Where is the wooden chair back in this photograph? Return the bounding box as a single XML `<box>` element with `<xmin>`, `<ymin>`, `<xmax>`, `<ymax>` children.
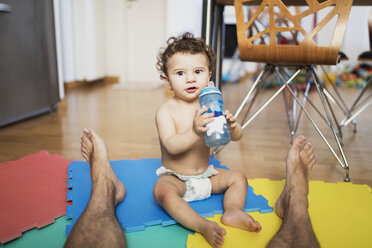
<box><xmin>234</xmin><ymin>0</ymin><xmax>353</xmax><ymax>65</ymax></box>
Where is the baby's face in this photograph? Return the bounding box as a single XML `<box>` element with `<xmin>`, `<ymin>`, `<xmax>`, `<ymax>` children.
<box><xmin>165</xmin><ymin>52</ymin><xmax>211</xmax><ymax>102</ymax></box>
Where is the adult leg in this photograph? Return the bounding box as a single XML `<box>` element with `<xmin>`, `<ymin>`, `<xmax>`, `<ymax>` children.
<box><xmin>210</xmin><ymin>170</ymin><xmax>261</xmax><ymax>232</ymax></box>
<box><xmin>64</xmin><ymin>128</ymin><xmax>126</xmax><ymax>248</ymax></box>
<box><xmin>153</xmin><ymin>175</ymin><xmax>226</xmax><ymax>248</ymax></box>
<box><xmin>267</xmin><ymin>136</ymin><xmax>320</xmax><ymax>248</ymax></box>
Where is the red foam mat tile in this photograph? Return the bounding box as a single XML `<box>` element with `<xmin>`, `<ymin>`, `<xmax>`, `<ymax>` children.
<box><xmin>0</xmin><ymin>151</ymin><xmax>73</xmax><ymax>244</ymax></box>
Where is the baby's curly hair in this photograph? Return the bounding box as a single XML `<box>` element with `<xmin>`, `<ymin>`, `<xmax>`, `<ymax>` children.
<box><xmin>156</xmin><ymin>32</ymin><xmax>216</xmax><ymax>79</ymax></box>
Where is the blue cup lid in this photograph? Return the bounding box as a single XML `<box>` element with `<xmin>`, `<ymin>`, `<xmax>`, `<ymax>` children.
<box><xmin>199</xmin><ymin>81</ymin><xmax>221</xmax><ymax>98</ymax></box>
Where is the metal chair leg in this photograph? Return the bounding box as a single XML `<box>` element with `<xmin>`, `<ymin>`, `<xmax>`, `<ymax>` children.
<box><xmin>281</xmin><ymin>81</ymin><xmax>295</xmax><ymax>143</ymax></box>
<box><xmin>240</xmin><ymin>79</ymin><xmax>265</xmax><ymax>127</ymax></box>
<box><xmin>241</xmin><ymin>69</ymin><xmax>302</xmax><ymax>130</ymax></box>
<box><xmin>213</xmin><ymin>64</ymin><xmax>271</xmax><ymax>156</ymax></box>
<box><xmin>214</xmin><ymin>65</ymin><xmax>353</xmax><ymax>182</ymax></box>
<box><xmin>310</xmin><ymin>66</ymin><xmax>350</xmax><ymax>181</ymax></box>
<box><xmin>279</xmin><ymin>71</ymin><xmax>312</xmax><ymax>144</ymax></box>
<box><xmin>320</xmin><ymin>65</ymin><xmax>349</xmax><ymax>114</ymax></box>
<box><xmin>234</xmin><ymin>64</ymin><xmax>270</xmax><ymax>119</ymax></box>
<box><xmin>293</xmin><ymin>79</ymin><xmax>312</xmax><ymax>137</ymax></box>
<box><xmin>281</xmin><ymin>67</ymin><xmax>344</xmax><ymax>142</ymax></box>
<box><xmin>340</xmin><ymin>77</ymin><xmax>372</xmax><ymax>127</ymax></box>
<box><xmin>213</xmin><ymin>66</ymin><xmax>301</xmax><ymax>156</ymax></box>
<box><xmin>275</xmin><ymin>66</ymin><xmax>350</xmax><ymax>181</ymax></box>
<box><xmin>320</xmin><ymin>65</ymin><xmax>371</xmax><ymax>133</ymax></box>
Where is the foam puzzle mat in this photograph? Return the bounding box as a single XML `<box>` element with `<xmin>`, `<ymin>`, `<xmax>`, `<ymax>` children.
<box><xmin>0</xmin><ymin>215</ymin><xmax>193</xmax><ymax>248</ymax></box>
<box><xmin>66</xmin><ymin>157</ymin><xmax>273</xmax><ymax>234</ymax></box>
<box><xmin>187</xmin><ymin>179</ymin><xmax>372</xmax><ymax>248</ymax></box>
<box><xmin>0</xmin><ymin>216</ymin><xmax>68</xmax><ymax>248</ymax></box>
<box><xmin>0</xmin><ymin>151</ymin><xmax>72</xmax><ymax>244</ymax></box>
<box><xmin>2</xmin><ymin>176</ymin><xmax>371</xmax><ymax>248</ymax></box>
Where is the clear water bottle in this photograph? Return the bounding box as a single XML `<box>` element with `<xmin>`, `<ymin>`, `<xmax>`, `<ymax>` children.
<box><xmin>199</xmin><ymin>81</ymin><xmax>230</xmax><ymax>147</ymax></box>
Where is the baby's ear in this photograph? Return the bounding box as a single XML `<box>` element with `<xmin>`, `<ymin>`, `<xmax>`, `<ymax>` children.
<box><xmin>162</xmin><ymin>75</ymin><xmax>172</xmax><ymax>90</ymax></box>
<box><xmin>208</xmin><ymin>71</ymin><xmax>212</xmax><ymax>81</ymax></box>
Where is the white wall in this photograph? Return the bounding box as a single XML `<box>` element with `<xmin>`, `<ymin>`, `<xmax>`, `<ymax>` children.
<box><xmin>165</xmin><ymin>0</ymin><xmax>203</xmax><ymax>38</ymax></box>
<box><xmin>123</xmin><ymin>0</ymin><xmax>166</xmax><ymax>86</ymax></box>
<box><xmin>342</xmin><ymin>7</ymin><xmax>371</xmax><ymax>66</ymax></box>
<box><xmin>117</xmin><ymin>0</ymin><xmax>204</xmax><ymax>87</ymax></box>
<box><xmin>56</xmin><ymin>0</ymin><xmax>128</xmax><ymax>86</ymax></box>
<box><xmin>55</xmin><ymin>0</ymin><xmax>206</xmax><ymax>90</ymax></box>
<box><xmin>103</xmin><ymin>0</ymin><xmax>126</xmax><ymax>83</ymax></box>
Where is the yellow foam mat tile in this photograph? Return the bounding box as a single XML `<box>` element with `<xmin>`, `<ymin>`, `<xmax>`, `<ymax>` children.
<box><xmin>187</xmin><ymin>179</ymin><xmax>372</xmax><ymax>248</ymax></box>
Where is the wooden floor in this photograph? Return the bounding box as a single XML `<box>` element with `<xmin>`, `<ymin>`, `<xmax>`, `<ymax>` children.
<box><xmin>0</xmin><ymin>79</ymin><xmax>371</xmax><ymax>187</ymax></box>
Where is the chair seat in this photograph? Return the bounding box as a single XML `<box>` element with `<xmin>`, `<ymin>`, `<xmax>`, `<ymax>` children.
<box><xmin>339</xmin><ymin>51</ymin><xmax>349</xmax><ymax>61</ymax></box>
<box><xmin>235</xmin><ymin>0</ymin><xmax>353</xmax><ymax>66</ymax></box>
<box><xmin>358</xmin><ymin>51</ymin><xmax>372</xmax><ymax>61</ymax></box>
<box><xmin>238</xmin><ymin>43</ymin><xmax>341</xmax><ymax>65</ymax></box>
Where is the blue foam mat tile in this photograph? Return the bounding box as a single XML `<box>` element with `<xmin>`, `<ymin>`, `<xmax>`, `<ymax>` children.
<box><xmin>67</xmin><ymin>190</ymin><xmax>72</xmax><ymax>201</ymax></box>
<box><xmin>66</xmin><ymin>157</ymin><xmax>272</xmax><ymax>235</ymax></box>
<box><xmin>66</xmin><ymin>205</ymin><xmax>72</xmax><ymax>219</ymax></box>
<box><xmin>67</xmin><ymin>179</ymin><xmax>73</xmax><ymax>189</ymax></box>
<box><xmin>65</xmin><ymin>225</ymin><xmax>72</xmax><ymax>236</ymax></box>
<box><xmin>68</xmin><ymin>168</ymin><xmax>72</xmax><ymax>179</ymax></box>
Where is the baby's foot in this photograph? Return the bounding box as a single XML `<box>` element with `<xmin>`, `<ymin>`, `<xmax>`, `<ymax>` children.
<box><xmin>221</xmin><ymin>209</ymin><xmax>261</xmax><ymax>232</ymax></box>
<box><xmin>275</xmin><ymin>136</ymin><xmax>316</xmax><ymax>218</ymax></box>
<box><xmin>81</xmin><ymin>128</ymin><xmax>126</xmax><ymax>206</ymax></box>
<box><xmin>200</xmin><ymin>220</ymin><xmax>226</xmax><ymax>248</ymax></box>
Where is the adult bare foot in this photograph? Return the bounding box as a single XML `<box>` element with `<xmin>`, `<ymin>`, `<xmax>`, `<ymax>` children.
<box><xmin>81</xmin><ymin>128</ymin><xmax>126</xmax><ymax>206</ymax></box>
<box><xmin>221</xmin><ymin>209</ymin><xmax>261</xmax><ymax>232</ymax></box>
<box><xmin>275</xmin><ymin>135</ymin><xmax>316</xmax><ymax>218</ymax></box>
<box><xmin>199</xmin><ymin>220</ymin><xmax>226</xmax><ymax>248</ymax></box>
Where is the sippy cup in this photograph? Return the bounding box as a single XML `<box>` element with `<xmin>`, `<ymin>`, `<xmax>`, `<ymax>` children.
<box><xmin>199</xmin><ymin>81</ymin><xmax>230</xmax><ymax>147</ymax></box>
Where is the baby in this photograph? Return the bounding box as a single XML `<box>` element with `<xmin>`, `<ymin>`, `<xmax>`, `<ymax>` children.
<box><xmin>153</xmin><ymin>32</ymin><xmax>261</xmax><ymax>248</ymax></box>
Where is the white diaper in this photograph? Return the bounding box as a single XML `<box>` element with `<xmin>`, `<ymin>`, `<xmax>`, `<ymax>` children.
<box><xmin>156</xmin><ymin>165</ymin><xmax>219</xmax><ymax>202</ymax></box>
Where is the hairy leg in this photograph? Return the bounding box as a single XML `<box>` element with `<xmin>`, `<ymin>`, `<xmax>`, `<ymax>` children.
<box><xmin>153</xmin><ymin>175</ymin><xmax>226</xmax><ymax>248</ymax></box>
<box><xmin>211</xmin><ymin>169</ymin><xmax>261</xmax><ymax>232</ymax></box>
<box><xmin>64</xmin><ymin>128</ymin><xmax>126</xmax><ymax>248</ymax></box>
<box><xmin>267</xmin><ymin>135</ymin><xmax>319</xmax><ymax>248</ymax></box>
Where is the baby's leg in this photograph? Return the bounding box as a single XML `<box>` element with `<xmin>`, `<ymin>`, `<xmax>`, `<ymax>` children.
<box><xmin>210</xmin><ymin>169</ymin><xmax>261</xmax><ymax>232</ymax></box>
<box><xmin>153</xmin><ymin>175</ymin><xmax>226</xmax><ymax>248</ymax></box>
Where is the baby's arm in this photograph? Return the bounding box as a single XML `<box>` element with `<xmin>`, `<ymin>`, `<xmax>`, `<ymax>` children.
<box><xmin>225</xmin><ymin>109</ymin><xmax>243</xmax><ymax>141</ymax></box>
<box><xmin>155</xmin><ymin>106</ymin><xmax>214</xmax><ymax>155</ymax></box>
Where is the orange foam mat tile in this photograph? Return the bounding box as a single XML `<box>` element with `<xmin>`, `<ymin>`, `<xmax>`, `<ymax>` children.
<box><xmin>0</xmin><ymin>151</ymin><xmax>73</xmax><ymax>244</ymax></box>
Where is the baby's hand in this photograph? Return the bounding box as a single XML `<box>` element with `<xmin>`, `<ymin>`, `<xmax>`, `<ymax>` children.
<box><xmin>193</xmin><ymin>107</ymin><xmax>214</xmax><ymax>136</ymax></box>
<box><xmin>225</xmin><ymin>109</ymin><xmax>237</xmax><ymax>131</ymax></box>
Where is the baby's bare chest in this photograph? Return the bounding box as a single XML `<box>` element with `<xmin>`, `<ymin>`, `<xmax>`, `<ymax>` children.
<box><xmin>174</xmin><ymin>115</ymin><xmax>193</xmax><ymax>133</ymax></box>
<box><xmin>171</xmin><ymin>108</ymin><xmax>197</xmax><ymax>132</ymax></box>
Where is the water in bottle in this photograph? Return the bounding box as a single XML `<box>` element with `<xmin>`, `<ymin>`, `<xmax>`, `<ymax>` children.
<box><xmin>199</xmin><ymin>81</ymin><xmax>230</xmax><ymax>147</ymax></box>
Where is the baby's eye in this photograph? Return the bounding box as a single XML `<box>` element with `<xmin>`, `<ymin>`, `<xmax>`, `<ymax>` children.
<box><xmin>195</xmin><ymin>69</ymin><xmax>202</xmax><ymax>74</ymax></box>
<box><xmin>176</xmin><ymin>71</ymin><xmax>184</xmax><ymax>76</ymax></box>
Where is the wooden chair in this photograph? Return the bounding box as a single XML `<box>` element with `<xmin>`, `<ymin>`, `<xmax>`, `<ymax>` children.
<box><xmin>232</xmin><ymin>0</ymin><xmax>353</xmax><ymax>181</ymax></box>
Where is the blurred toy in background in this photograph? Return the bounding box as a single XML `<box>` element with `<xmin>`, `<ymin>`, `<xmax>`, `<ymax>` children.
<box><xmin>252</xmin><ymin>68</ymin><xmax>312</xmax><ymax>91</ymax></box>
<box><xmin>335</xmin><ymin>64</ymin><xmax>372</xmax><ymax>88</ymax></box>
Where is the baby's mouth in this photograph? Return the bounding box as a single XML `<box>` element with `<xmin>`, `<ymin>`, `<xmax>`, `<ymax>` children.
<box><xmin>186</xmin><ymin>86</ymin><xmax>197</xmax><ymax>93</ymax></box>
